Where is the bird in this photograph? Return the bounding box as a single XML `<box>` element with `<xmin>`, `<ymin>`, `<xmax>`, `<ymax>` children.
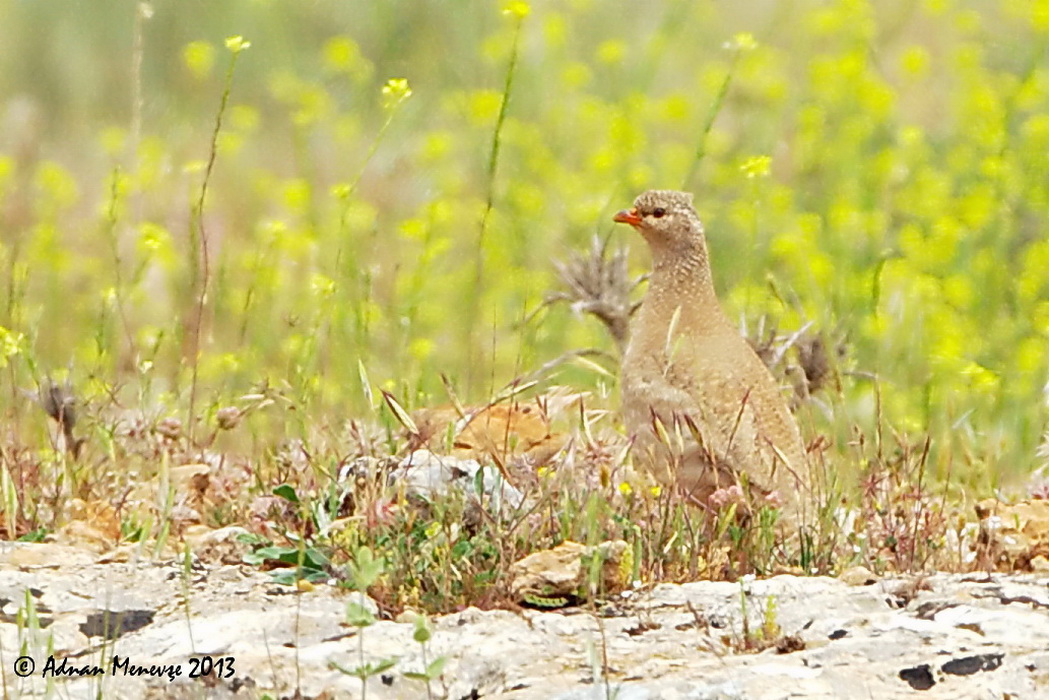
<box><xmin>614</xmin><ymin>190</ymin><xmax>811</xmax><ymax>523</ymax></box>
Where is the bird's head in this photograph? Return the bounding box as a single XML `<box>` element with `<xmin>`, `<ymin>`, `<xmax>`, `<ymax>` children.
<box><xmin>613</xmin><ymin>190</ymin><xmax>704</xmax><ymax>255</ymax></box>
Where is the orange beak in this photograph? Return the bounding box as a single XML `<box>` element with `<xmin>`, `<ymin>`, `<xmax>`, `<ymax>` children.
<box><xmin>613</xmin><ymin>207</ymin><xmax>642</xmax><ymax>227</ymax></box>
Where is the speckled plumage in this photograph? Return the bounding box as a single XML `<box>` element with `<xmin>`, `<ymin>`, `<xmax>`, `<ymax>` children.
<box><xmin>616</xmin><ymin>190</ymin><xmax>810</xmax><ymax>520</ymax></box>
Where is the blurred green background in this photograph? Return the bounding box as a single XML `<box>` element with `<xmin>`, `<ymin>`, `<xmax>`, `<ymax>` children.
<box><xmin>1</xmin><ymin>0</ymin><xmax>1047</xmax><ymax>489</ymax></box>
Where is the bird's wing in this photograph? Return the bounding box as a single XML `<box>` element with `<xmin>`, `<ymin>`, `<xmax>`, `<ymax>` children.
<box><xmin>688</xmin><ymin>334</ymin><xmax>805</xmax><ymax>468</ymax></box>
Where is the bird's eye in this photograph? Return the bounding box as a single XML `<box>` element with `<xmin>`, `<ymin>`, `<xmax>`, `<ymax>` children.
<box><xmin>652</xmin><ymin>207</ymin><xmax>666</xmax><ymax>218</ymax></box>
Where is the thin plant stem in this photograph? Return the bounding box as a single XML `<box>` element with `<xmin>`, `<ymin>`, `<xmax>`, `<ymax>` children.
<box><xmin>130</xmin><ymin>2</ymin><xmax>150</xmax><ymax>226</ymax></box>
<box><xmin>468</xmin><ymin>11</ymin><xmax>525</xmax><ymax>387</ymax></box>
<box><xmin>681</xmin><ymin>46</ymin><xmax>744</xmax><ymax>191</ymax></box>
<box><xmin>333</xmin><ymin>81</ymin><xmax>411</xmax><ymax>380</ymax></box>
<box><xmin>187</xmin><ymin>45</ymin><xmax>243</xmax><ymax>442</ymax></box>
<box><xmin>103</xmin><ymin>169</ymin><xmax>137</xmax><ymax>360</ymax></box>
<box><xmin>337</xmin><ymin>110</ymin><xmax>401</xmax><ymax>237</ymax></box>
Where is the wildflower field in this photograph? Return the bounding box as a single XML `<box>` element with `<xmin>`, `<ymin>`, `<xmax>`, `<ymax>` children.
<box><xmin>1</xmin><ymin>0</ymin><xmax>1047</xmax><ymax>611</ymax></box>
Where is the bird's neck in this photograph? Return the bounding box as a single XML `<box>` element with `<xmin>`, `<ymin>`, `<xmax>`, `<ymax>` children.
<box><xmin>621</xmin><ymin>239</ymin><xmax>730</xmax><ymax>367</ymax></box>
<box><xmin>630</xmin><ymin>242</ymin><xmax>729</xmax><ymax>355</ymax></box>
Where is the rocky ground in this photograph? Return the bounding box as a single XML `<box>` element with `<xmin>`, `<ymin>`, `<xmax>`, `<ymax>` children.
<box><xmin>1</xmin><ymin>537</ymin><xmax>1047</xmax><ymax>699</ymax></box>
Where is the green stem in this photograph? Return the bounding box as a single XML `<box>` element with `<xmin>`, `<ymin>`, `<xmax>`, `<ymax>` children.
<box><xmin>187</xmin><ymin>49</ymin><xmax>241</xmax><ymax>442</ymax></box>
<box><xmin>468</xmin><ymin>13</ymin><xmax>525</xmax><ymax>387</ymax></box>
<box><xmin>103</xmin><ymin>168</ymin><xmax>137</xmax><ymax>360</ymax></box>
<box><xmin>682</xmin><ymin>47</ymin><xmax>743</xmax><ymax>190</ymax></box>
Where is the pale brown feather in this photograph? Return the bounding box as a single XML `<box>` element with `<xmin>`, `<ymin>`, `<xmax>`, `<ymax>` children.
<box><xmin>618</xmin><ymin>190</ymin><xmax>811</xmax><ymax>520</ymax></box>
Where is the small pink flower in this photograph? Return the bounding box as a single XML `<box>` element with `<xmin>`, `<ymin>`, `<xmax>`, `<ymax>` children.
<box><xmin>1029</xmin><ymin>478</ymin><xmax>1049</xmax><ymax>500</ymax></box>
<box><xmin>709</xmin><ymin>485</ymin><xmax>745</xmax><ymax>509</ymax></box>
<box><xmin>764</xmin><ymin>490</ymin><xmax>785</xmax><ymax>509</ymax></box>
<box><xmin>365</xmin><ymin>497</ymin><xmax>399</xmax><ymax>529</ymax></box>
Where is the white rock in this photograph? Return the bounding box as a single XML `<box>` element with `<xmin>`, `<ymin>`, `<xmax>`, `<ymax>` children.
<box><xmin>390</xmin><ymin>449</ymin><xmax>524</xmax><ymax>509</ymax></box>
<box><xmin>0</xmin><ymin>565</ymin><xmax>1045</xmax><ymax>699</ymax></box>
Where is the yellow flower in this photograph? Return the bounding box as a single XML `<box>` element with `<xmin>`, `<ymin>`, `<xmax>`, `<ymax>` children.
<box><xmin>382</xmin><ymin>78</ymin><xmax>413</xmax><ymax>109</ymax></box>
<box><xmin>960</xmin><ymin>361</ymin><xmax>999</xmax><ymax>392</ymax></box>
<box><xmin>182</xmin><ymin>41</ymin><xmax>215</xmax><ymax>79</ymax></box>
<box><xmin>323</xmin><ymin>36</ymin><xmax>360</xmax><ymax>72</ymax></box>
<box><xmin>310</xmin><ymin>274</ymin><xmax>336</xmax><ymax>298</ymax></box>
<box><xmin>1035</xmin><ymin>0</ymin><xmax>1049</xmax><ymax>32</ymax></box>
<box><xmin>224</xmin><ymin>35</ymin><xmax>251</xmax><ymax>53</ymax></box>
<box><xmin>740</xmin><ymin>155</ymin><xmax>772</xmax><ymax>179</ymax></box>
<box><xmin>900</xmin><ymin>46</ymin><xmax>929</xmax><ymax>78</ymax></box>
<box><xmin>618</xmin><ymin>481</ymin><xmax>634</xmax><ymax>497</ymax></box>
<box><xmin>597</xmin><ymin>40</ymin><xmax>625</xmax><ymax>64</ymax></box>
<box><xmin>138</xmin><ymin>222</ymin><xmax>169</xmax><ymax>252</ymax></box>
<box><xmin>0</xmin><ymin>327</ymin><xmax>24</xmax><ymax>366</ymax></box>
<box><xmin>728</xmin><ymin>32</ymin><xmax>758</xmax><ymax>51</ymax></box>
<box><xmin>409</xmin><ymin>338</ymin><xmax>435</xmax><ymax>361</ymax></box>
<box><xmin>504</xmin><ymin>1</ymin><xmax>530</xmax><ymax>19</ymax></box>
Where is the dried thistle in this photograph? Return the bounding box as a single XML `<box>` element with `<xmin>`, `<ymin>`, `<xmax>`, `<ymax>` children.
<box><xmin>34</xmin><ymin>378</ymin><xmax>83</xmax><ymax>459</ymax></box>
<box><xmin>796</xmin><ymin>333</ymin><xmax>838</xmax><ymax>395</ymax></box>
<box><xmin>216</xmin><ymin>406</ymin><xmax>243</xmax><ymax>431</ymax></box>
<box><xmin>39</xmin><ymin>380</ymin><xmax>76</xmax><ymax>431</ymax></box>
<box><xmin>742</xmin><ymin>317</ymin><xmax>847</xmax><ymax>403</ymax></box>
<box><xmin>543</xmin><ymin>235</ymin><xmax>645</xmax><ymax>354</ymax></box>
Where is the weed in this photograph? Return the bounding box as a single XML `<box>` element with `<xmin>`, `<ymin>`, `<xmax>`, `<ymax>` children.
<box><xmin>402</xmin><ymin>613</ymin><xmax>448</xmax><ymax>700</ymax></box>
<box><xmin>0</xmin><ymin>0</ymin><xmax>1040</xmax><ymax>628</ymax></box>
<box><xmin>331</xmin><ymin>545</ymin><xmax>397</xmax><ymax>699</ymax></box>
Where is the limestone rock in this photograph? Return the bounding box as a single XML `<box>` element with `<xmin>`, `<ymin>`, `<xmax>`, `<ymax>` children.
<box><xmin>510</xmin><ymin>540</ymin><xmax>629</xmax><ymax>603</ymax></box>
<box><xmin>390</xmin><ymin>449</ymin><xmax>523</xmax><ymax>509</ymax></box>
<box><xmin>1</xmin><ymin>561</ymin><xmax>1046</xmax><ymax>699</ymax></box>
<box><xmin>976</xmin><ymin>498</ymin><xmax>1049</xmax><ymax>571</ymax></box>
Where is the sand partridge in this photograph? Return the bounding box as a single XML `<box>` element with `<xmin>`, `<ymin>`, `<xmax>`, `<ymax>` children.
<box><xmin>615</xmin><ymin>190</ymin><xmax>811</xmax><ymax>521</ymax></box>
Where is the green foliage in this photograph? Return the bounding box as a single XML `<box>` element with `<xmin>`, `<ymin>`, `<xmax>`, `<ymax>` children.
<box><xmin>335</xmin><ymin>544</ymin><xmax>397</xmax><ymax>699</ymax></box>
<box><xmin>403</xmin><ymin>613</ymin><xmax>447</xmax><ymax>699</ymax></box>
<box><xmin>242</xmin><ymin>544</ymin><xmax>330</xmax><ymax>584</ymax></box>
<box><xmin>240</xmin><ymin>484</ymin><xmax>341</xmax><ymax>584</ymax></box>
<box><xmin>330</xmin><ymin>654</ymin><xmax>397</xmax><ymax>685</ymax></box>
<box><xmin>0</xmin><ymin>0</ymin><xmax>1043</xmax><ymax>485</ymax></box>
<box><xmin>0</xmin><ymin>0</ymin><xmax>1046</xmax><ymax>612</ymax></box>
<box><xmin>348</xmin><ymin>545</ymin><xmax>386</xmax><ymax>591</ymax></box>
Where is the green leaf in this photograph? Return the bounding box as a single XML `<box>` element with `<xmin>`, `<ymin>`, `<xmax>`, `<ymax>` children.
<box><xmin>330</xmin><ymin>657</ymin><xmax>397</xmax><ymax>678</ymax></box>
<box><xmin>402</xmin><ymin>655</ymin><xmax>447</xmax><ymax>681</ymax></box>
<box><xmin>357</xmin><ymin>359</ymin><xmax>374</xmax><ymax>407</ymax></box>
<box><xmin>235</xmin><ymin>531</ymin><xmax>270</xmax><ymax>547</ymax></box>
<box><xmin>426</xmin><ymin>655</ymin><xmax>447</xmax><ymax>678</ymax></box>
<box><xmin>242</xmin><ymin>545</ymin><xmax>286</xmax><ymax>565</ymax></box>
<box><xmin>269</xmin><ymin>569</ymin><xmax>300</xmax><ymax>586</ymax></box>
<box><xmin>372</xmin><ymin>658</ymin><xmax>398</xmax><ymax>674</ymax></box>
<box><xmin>17</xmin><ymin>528</ymin><xmax>48</xmax><ymax>543</ymax></box>
<box><xmin>346</xmin><ymin>601</ymin><xmax>375</xmax><ymax>627</ymax></box>
<box><xmin>382</xmin><ymin>390</ymin><xmax>419</xmax><ymax>434</ymax></box>
<box><xmin>293</xmin><ymin>546</ymin><xmax>330</xmax><ymax>570</ymax></box>
<box><xmin>412</xmin><ymin>613</ymin><xmax>431</xmax><ymax>643</ymax></box>
<box><xmin>349</xmin><ymin>546</ymin><xmax>385</xmax><ymax>589</ymax></box>
<box><xmin>244</xmin><ymin>543</ymin><xmax>330</xmax><ymax>584</ymax></box>
<box><xmin>273</xmin><ymin>483</ymin><xmax>300</xmax><ymax>503</ymax></box>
